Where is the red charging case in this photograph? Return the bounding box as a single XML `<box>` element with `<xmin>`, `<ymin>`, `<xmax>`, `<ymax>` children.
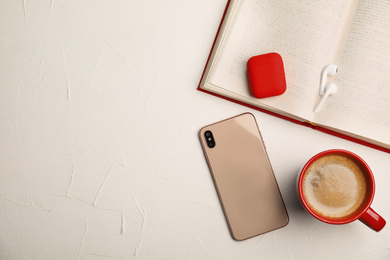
<box><xmin>247</xmin><ymin>53</ymin><xmax>286</xmax><ymax>98</ymax></box>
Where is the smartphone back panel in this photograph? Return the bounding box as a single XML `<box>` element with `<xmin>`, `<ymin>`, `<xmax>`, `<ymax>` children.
<box><xmin>199</xmin><ymin>113</ymin><xmax>288</xmax><ymax>240</ymax></box>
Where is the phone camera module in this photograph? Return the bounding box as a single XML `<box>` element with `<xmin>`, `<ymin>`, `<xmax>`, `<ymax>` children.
<box><xmin>204</xmin><ymin>130</ymin><xmax>216</xmax><ymax>148</ymax></box>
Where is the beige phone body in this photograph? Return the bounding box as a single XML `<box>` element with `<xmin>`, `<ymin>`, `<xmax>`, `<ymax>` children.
<box><xmin>199</xmin><ymin>113</ymin><xmax>288</xmax><ymax>241</ymax></box>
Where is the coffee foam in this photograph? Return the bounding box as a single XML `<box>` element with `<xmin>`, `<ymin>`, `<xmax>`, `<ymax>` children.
<box><xmin>302</xmin><ymin>154</ymin><xmax>367</xmax><ymax>219</ymax></box>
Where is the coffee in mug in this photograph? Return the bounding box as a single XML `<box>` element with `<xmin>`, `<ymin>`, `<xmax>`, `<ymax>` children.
<box><xmin>297</xmin><ymin>149</ymin><xmax>386</xmax><ymax>231</ymax></box>
<box><xmin>302</xmin><ymin>154</ymin><xmax>367</xmax><ymax>219</ymax></box>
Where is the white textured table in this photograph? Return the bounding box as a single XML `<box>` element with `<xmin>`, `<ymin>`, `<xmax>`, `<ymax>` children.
<box><xmin>1</xmin><ymin>1</ymin><xmax>389</xmax><ymax>259</ymax></box>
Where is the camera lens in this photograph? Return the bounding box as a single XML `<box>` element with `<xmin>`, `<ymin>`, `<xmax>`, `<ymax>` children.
<box><xmin>204</xmin><ymin>131</ymin><xmax>215</xmax><ymax>148</ymax></box>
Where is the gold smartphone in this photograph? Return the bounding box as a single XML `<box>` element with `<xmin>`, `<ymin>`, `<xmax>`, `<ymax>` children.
<box><xmin>199</xmin><ymin>113</ymin><xmax>288</xmax><ymax>241</ymax></box>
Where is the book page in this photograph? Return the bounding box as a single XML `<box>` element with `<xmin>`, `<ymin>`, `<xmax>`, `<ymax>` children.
<box><xmin>314</xmin><ymin>0</ymin><xmax>390</xmax><ymax>146</ymax></box>
<box><xmin>209</xmin><ymin>0</ymin><xmax>352</xmax><ymax>120</ymax></box>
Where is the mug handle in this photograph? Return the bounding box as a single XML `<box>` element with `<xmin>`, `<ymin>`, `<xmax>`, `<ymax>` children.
<box><xmin>359</xmin><ymin>207</ymin><xmax>386</xmax><ymax>231</ymax></box>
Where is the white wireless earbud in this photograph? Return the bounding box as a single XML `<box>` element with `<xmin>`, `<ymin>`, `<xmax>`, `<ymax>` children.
<box><xmin>320</xmin><ymin>64</ymin><xmax>338</xmax><ymax>95</ymax></box>
<box><xmin>314</xmin><ymin>83</ymin><xmax>338</xmax><ymax>112</ymax></box>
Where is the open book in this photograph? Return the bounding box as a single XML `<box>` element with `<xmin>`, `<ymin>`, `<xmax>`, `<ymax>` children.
<box><xmin>198</xmin><ymin>0</ymin><xmax>390</xmax><ymax>153</ymax></box>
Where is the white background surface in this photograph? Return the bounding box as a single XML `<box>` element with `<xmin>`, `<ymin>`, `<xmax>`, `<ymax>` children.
<box><xmin>1</xmin><ymin>0</ymin><xmax>389</xmax><ymax>259</ymax></box>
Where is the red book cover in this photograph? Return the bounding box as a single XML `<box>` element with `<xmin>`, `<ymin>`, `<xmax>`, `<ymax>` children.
<box><xmin>197</xmin><ymin>0</ymin><xmax>390</xmax><ymax>154</ymax></box>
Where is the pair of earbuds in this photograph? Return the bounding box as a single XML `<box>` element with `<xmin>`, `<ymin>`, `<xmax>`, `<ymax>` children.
<box><xmin>314</xmin><ymin>64</ymin><xmax>339</xmax><ymax>112</ymax></box>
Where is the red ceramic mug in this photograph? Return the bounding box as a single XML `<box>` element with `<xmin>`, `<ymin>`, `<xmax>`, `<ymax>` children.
<box><xmin>298</xmin><ymin>149</ymin><xmax>386</xmax><ymax>231</ymax></box>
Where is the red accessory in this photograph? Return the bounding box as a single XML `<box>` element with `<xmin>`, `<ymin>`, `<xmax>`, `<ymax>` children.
<box><xmin>247</xmin><ymin>52</ymin><xmax>286</xmax><ymax>98</ymax></box>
